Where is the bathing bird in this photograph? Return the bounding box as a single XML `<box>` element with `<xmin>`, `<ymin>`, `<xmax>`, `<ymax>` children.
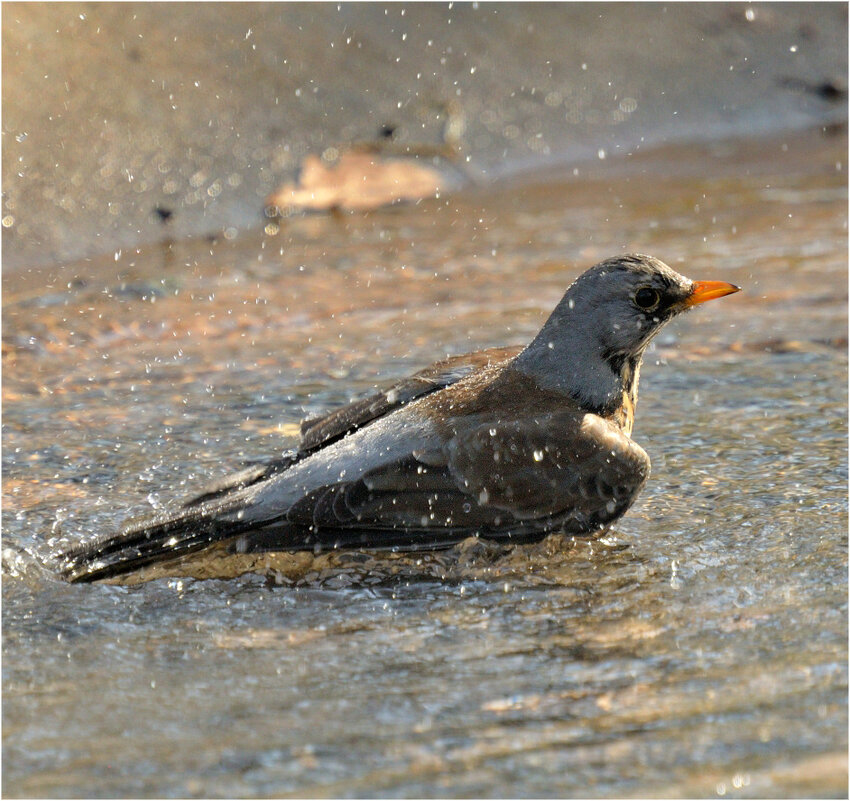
<box><xmin>58</xmin><ymin>254</ymin><xmax>739</xmax><ymax>583</ymax></box>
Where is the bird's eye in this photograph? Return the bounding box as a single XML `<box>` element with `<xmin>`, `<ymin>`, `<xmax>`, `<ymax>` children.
<box><xmin>634</xmin><ymin>287</ymin><xmax>660</xmax><ymax>311</ymax></box>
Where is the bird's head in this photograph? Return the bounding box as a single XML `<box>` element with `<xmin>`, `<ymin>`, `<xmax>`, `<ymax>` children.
<box><xmin>516</xmin><ymin>254</ymin><xmax>740</xmax><ymax>413</ymax></box>
<box><xmin>567</xmin><ymin>254</ymin><xmax>740</xmax><ymax>361</ymax></box>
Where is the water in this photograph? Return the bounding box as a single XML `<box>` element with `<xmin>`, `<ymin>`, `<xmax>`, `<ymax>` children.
<box><xmin>2</xmin><ymin>128</ymin><xmax>847</xmax><ymax>797</ymax></box>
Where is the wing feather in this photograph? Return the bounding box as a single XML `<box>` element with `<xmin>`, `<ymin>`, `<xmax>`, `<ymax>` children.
<box><xmin>446</xmin><ymin>411</ymin><xmax>650</xmax><ymax>528</ymax></box>
<box><xmin>298</xmin><ymin>346</ymin><xmax>521</xmax><ymax>453</ymax></box>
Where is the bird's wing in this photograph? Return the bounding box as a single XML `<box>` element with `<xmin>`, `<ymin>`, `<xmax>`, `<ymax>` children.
<box><xmin>177</xmin><ymin>346</ymin><xmax>522</xmax><ymax>507</ymax></box>
<box><xmin>235</xmin><ymin>409</ymin><xmax>651</xmax><ymax>556</ymax></box>
<box><xmin>286</xmin><ymin>454</ymin><xmax>502</xmax><ymax>529</ymax></box>
<box><xmin>446</xmin><ymin>411</ymin><xmax>651</xmax><ymax>529</ymax></box>
<box><xmin>298</xmin><ymin>346</ymin><xmax>521</xmax><ymax>452</ymax></box>
<box><xmin>232</xmin><ymin>451</ymin><xmax>520</xmax><ymax>555</ymax></box>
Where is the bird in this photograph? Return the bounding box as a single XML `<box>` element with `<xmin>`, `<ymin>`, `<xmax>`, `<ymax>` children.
<box><xmin>57</xmin><ymin>254</ymin><xmax>740</xmax><ymax>583</ymax></box>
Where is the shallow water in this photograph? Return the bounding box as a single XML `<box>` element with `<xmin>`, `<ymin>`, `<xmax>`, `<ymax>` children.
<box><xmin>3</xmin><ymin>128</ymin><xmax>847</xmax><ymax>797</ymax></box>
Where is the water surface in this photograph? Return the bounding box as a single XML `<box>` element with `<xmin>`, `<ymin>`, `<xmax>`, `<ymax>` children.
<box><xmin>3</xmin><ymin>128</ymin><xmax>847</xmax><ymax>797</ymax></box>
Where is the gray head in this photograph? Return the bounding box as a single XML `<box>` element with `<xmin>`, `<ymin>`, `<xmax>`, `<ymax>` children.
<box><xmin>514</xmin><ymin>254</ymin><xmax>740</xmax><ymax>414</ymax></box>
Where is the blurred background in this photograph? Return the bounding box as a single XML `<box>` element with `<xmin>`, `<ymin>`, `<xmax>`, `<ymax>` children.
<box><xmin>3</xmin><ymin>4</ymin><xmax>847</xmax><ymax>799</ymax></box>
<box><xmin>2</xmin><ymin>2</ymin><xmax>846</xmax><ymax>270</ymax></box>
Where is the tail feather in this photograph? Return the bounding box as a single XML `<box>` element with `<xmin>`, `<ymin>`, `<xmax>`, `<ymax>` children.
<box><xmin>58</xmin><ymin>493</ymin><xmax>262</xmax><ymax>583</ymax></box>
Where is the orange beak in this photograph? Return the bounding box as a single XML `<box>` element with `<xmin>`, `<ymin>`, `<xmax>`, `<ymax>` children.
<box><xmin>684</xmin><ymin>279</ymin><xmax>741</xmax><ymax>307</ymax></box>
